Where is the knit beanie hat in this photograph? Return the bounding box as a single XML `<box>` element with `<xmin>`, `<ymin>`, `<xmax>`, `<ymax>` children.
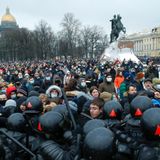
<box><xmin>28</xmin><ymin>90</ymin><xmax>40</xmax><ymax>97</ymax></box>
<box><xmin>17</xmin><ymin>86</ymin><xmax>28</xmax><ymax>97</ymax></box>
<box><xmin>4</xmin><ymin>99</ymin><xmax>17</xmax><ymax>108</ymax></box>
<box><xmin>6</xmin><ymin>86</ymin><xmax>17</xmax><ymax>98</ymax></box>
<box><xmin>144</xmin><ymin>78</ymin><xmax>152</xmax><ymax>83</ymax></box>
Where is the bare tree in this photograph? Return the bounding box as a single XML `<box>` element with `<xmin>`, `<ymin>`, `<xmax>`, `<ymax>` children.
<box><xmin>60</xmin><ymin>13</ymin><xmax>81</xmax><ymax>58</ymax></box>
<box><xmin>0</xmin><ymin>28</ymin><xmax>35</xmax><ymax>61</ymax></box>
<box><xmin>0</xmin><ymin>14</ymin><xmax>109</xmax><ymax>61</ymax></box>
<box><xmin>16</xmin><ymin>28</ymin><xmax>34</xmax><ymax>60</ymax></box>
<box><xmin>95</xmin><ymin>34</ymin><xmax>109</xmax><ymax>57</ymax></box>
<box><xmin>80</xmin><ymin>26</ymin><xmax>92</xmax><ymax>58</ymax></box>
<box><xmin>89</xmin><ymin>26</ymin><xmax>103</xmax><ymax>58</ymax></box>
<box><xmin>33</xmin><ymin>20</ymin><xmax>56</xmax><ymax>60</ymax></box>
<box><xmin>80</xmin><ymin>25</ymin><xmax>109</xmax><ymax>58</ymax></box>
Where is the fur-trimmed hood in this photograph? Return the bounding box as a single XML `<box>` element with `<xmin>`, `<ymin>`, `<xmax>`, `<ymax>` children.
<box><xmin>46</xmin><ymin>85</ymin><xmax>62</xmax><ymax>98</ymax></box>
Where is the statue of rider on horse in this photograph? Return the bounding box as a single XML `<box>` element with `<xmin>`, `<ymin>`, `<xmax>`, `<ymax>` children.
<box><xmin>110</xmin><ymin>14</ymin><xmax>126</xmax><ymax>43</ymax></box>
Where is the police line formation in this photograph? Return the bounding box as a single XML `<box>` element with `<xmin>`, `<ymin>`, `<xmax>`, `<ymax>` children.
<box><xmin>0</xmin><ymin>58</ymin><xmax>160</xmax><ymax>160</ymax></box>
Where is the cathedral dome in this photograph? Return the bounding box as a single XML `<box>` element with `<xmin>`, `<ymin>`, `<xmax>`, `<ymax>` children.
<box><xmin>1</xmin><ymin>7</ymin><xmax>16</xmax><ymax>23</ymax></box>
<box><xmin>0</xmin><ymin>7</ymin><xmax>18</xmax><ymax>31</ymax></box>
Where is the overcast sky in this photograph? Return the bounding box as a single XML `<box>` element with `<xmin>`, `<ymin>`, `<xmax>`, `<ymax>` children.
<box><xmin>0</xmin><ymin>0</ymin><xmax>159</xmax><ymax>35</ymax></box>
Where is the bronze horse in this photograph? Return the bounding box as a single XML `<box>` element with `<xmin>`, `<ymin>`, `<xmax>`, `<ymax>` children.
<box><xmin>110</xmin><ymin>15</ymin><xmax>126</xmax><ymax>43</ymax></box>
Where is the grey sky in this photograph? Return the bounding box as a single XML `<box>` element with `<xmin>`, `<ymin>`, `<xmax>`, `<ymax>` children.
<box><xmin>0</xmin><ymin>0</ymin><xmax>159</xmax><ymax>35</ymax></box>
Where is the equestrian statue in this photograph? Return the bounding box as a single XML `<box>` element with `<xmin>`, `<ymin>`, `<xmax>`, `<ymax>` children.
<box><xmin>110</xmin><ymin>14</ymin><xmax>126</xmax><ymax>43</ymax></box>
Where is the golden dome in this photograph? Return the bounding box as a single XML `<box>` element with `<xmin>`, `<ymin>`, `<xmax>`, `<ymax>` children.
<box><xmin>1</xmin><ymin>7</ymin><xmax>16</xmax><ymax>23</ymax></box>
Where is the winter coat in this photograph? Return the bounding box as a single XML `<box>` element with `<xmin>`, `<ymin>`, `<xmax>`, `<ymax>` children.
<box><xmin>99</xmin><ymin>81</ymin><xmax>115</xmax><ymax>94</ymax></box>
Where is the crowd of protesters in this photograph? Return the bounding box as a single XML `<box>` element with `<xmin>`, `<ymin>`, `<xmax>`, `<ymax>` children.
<box><xmin>0</xmin><ymin>57</ymin><xmax>160</xmax><ymax>160</ymax></box>
<box><xmin>139</xmin><ymin>56</ymin><xmax>160</xmax><ymax>65</ymax></box>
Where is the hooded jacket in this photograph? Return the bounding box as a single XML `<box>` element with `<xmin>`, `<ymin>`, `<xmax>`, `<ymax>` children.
<box><xmin>46</xmin><ymin>85</ymin><xmax>62</xmax><ymax>98</ymax></box>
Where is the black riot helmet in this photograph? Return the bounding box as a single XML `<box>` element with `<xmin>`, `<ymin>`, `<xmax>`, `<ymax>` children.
<box><xmin>52</xmin><ymin>104</ymin><xmax>77</xmax><ymax>127</ymax></box>
<box><xmin>83</xmin><ymin>119</ymin><xmax>106</xmax><ymax>136</ymax></box>
<box><xmin>137</xmin><ymin>146</ymin><xmax>158</xmax><ymax>160</ymax></box>
<box><xmin>39</xmin><ymin>111</ymin><xmax>64</xmax><ymax>135</ymax></box>
<box><xmin>103</xmin><ymin>100</ymin><xmax>123</xmax><ymax>120</ymax></box>
<box><xmin>83</xmin><ymin>127</ymin><xmax>115</xmax><ymax>160</ymax></box>
<box><xmin>130</xmin><ymin>96</ymin><xmax>152</xmax><ymax>118</ymax></box>
<box><xmin>52</xmin><ymin>104</ymin><xmax>68</xmax><ymax>117</ymax></box>
<box><xmin>25</xmin><ymin>96</ymin><xmax>43</xmax><ymax>113</ymax></box>
<box><xmin>7</xmin><ymin>113</ymin><xmax>26</xmax><ymax>132</ymax></box>
<box><xmin>141</xmin><ymin>108</ymin><xmax>160</xmax><ymax>139</ymax></box>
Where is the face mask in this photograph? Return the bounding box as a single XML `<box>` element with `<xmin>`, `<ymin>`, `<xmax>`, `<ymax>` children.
<box><xmin>119</xmin><ymin>72</ymin><xmax>122</xmax><ymax>76</ymax></box>
<box><xmin>51</xmin><ymin>93</ymin><xmax>58</xmax><ymax>98</ymax></box>
<box><xmin>11</xmin><ymin>94</ymin><xmax>17</xmax><ymax>99</ymax></box>
<box><xmin>46</xmin><ymin>77</ymin><xmax>51</xmax><ymax>80</ymax></box>
<box><xmin>140</xmin><ymin>77</ymin><xmax>145</xmax><ymax>82</ymax></box>
<box><xmin>7</xmin><ymin>71</ymin><xmax>10</xmax><ymax>75</ymax></box>
<box><xmin>106</xmin><ymin>77</ymin><xmax>112</xmax><ymax>82</ymax></box>
<box><xmin>18</xmin><ymin>76</ymin><xmax>23</xmax><ymax>79</ymax></box>
<box><xmin>1</xmin><ymin>89</ymin><xmax>6</xmax><ymax>93</ymax></box>
<box><xmin>81</xmin><ymin>82</ymin><xmax>86</xmax><ymax>87</ymax></box>
<box><xmin>30</xmin><ymin>80</ymin><xmax>34</xmax><ymax>84</ymax></box>
<box><xmin>82</xmin><ymin>71</ymin><xmax>86</xmax><ymax>75</ymax></box>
